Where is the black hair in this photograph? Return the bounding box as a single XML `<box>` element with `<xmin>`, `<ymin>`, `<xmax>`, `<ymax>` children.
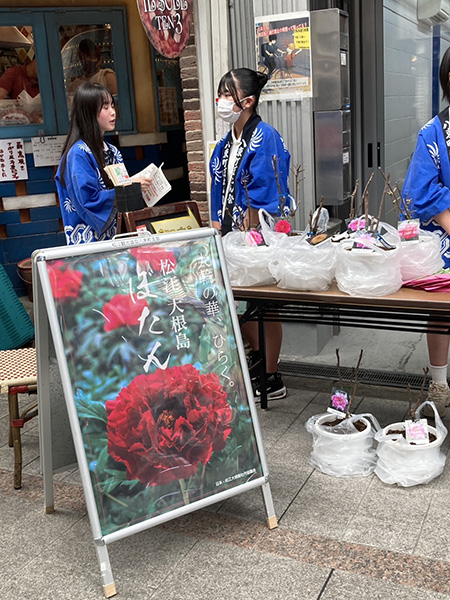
<box><xmin>440</xmin><ymin>46</ymin><xmax>450</xmax><ymax>104</ymax></box>
<box><xmin>58</xmin><ymin>82</ymin><xmax>114</xmax><ymax>188</ymax></box>
<box><xmin>78</xmin><ymin>38</ymin><xmax>100</xmax><ymax>60</ymax></box>
<box><xmin>217</xmin><ymin>67</ymin><xmax>268</xmax><ymax>111</ymax></box>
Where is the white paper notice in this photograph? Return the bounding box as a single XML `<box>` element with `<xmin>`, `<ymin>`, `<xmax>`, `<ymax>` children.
<box><xmin>0</xmin><ymin>139</ymin><xmax>28</xmax><ymax>181</ymax></box>
<box><xmin>31</xmin><ymin>135</ymin><xmax>66</xmax><ymax>167</ymax></box>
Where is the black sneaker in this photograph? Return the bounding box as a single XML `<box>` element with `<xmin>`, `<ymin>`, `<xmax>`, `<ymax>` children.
<box><xmin>254</xmin><ymin>372</ymin><xmax>287</xmax><ymax>401</ymax></box>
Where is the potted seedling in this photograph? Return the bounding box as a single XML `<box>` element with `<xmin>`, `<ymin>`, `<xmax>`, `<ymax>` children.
<box><xmin>375</xmin><ymin>368</ymin><xmax>448</xmax><ymax>487</ymax></box>
<box><xmin>334</xmin><ymin>173</ymin><xmax>403</xmax><ymax>297</ymax></box>
<box><xmin>305</xmin><ymin>350</ymin><xmax>380</xmax><ymax>477</ymax></box>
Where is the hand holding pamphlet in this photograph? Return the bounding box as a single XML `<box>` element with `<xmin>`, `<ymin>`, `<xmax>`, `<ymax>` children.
<box><xmin>105</xmin><ymin>161</ymin><xmax>172</xmax><ymax>208</ymax></box>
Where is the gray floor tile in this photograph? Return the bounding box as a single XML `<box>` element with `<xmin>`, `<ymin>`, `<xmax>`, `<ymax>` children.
<box><xmin>147</xmin><ymin>539</ymin><xmax>329</xmax><ymax>600</ymax></box>
<box><xmin>280</xmin><ymin>469</ymin><xmax>372</xmax><ymax>538</ymax></box>
<box><xmin>321</xmin><ymin>569</ymin><xmax>450</xmax><ymax>599</ymax></box>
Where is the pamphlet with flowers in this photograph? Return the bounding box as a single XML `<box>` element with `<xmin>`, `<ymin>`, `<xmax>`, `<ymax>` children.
<box><xmin>44</xmin><ymin>235</ymin><xmax>264</xmax><ymax>536</ymax></box>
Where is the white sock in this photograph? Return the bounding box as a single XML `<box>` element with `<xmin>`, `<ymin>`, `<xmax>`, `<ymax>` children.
<box><xmin>429</xmin><ymin>364</ymin><xmax>449</xmax><ymax>386</ymax></box>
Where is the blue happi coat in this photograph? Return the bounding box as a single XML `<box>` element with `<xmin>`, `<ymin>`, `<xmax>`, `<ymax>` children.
<box><xmin>56</xmin><ymin>140</ymin><xmax>123</xmax><ymax>245</ymax></box>
<box><xmin>402</xmin><ymin>111</ymin><xmax>450</xmax><ymax>266</ymax></box>
<box><xmin>210</xmin><ymin>119</ymin><xmax>292</xmax><ymax>226</ymax></box>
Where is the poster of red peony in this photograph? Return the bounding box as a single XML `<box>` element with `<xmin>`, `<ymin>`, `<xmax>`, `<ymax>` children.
<box><xmin>39</xmin><ymin>231</ymin><xmax>269</xmax><ymax>540</ymax></box>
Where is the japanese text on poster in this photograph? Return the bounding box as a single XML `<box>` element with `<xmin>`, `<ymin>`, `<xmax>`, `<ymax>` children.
<box><xmin>0</xmin><ymin>139</ymin><xmax>28</xmax><ymax>181</ymax></box>
<box><xmin>255</xmin><ymin>11</ymin><xmax>312</xmax><ymax>100</ymax></box>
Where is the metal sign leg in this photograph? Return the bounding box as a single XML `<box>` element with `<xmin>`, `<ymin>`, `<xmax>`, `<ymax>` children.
<box><xmin>260</xmin><ymin>480</ymin><xmax>278</xmax><ymax>529</ymax></box>
<box><xmin>95</xmin><ymin>539</ymin><xmax>116</xmax><ymax>598</ymax></box>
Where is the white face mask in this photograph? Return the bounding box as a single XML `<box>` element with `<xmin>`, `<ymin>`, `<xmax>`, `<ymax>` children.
<box><xmin>216</xmin><ymin>98</ymin><xmax>242</xmax><ymax>124</ymax></box>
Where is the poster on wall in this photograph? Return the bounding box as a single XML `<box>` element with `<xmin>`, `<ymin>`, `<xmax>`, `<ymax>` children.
<box><xmin>0</xmin><ymin>139</ymin><xmax>27</xmax><ymax>181</ymax></box>
<box><xmin>255</xmin><ymin>11</ymin><xmax>312</xmax><ymax>100</ymax></box>
<box><xmin>36</xmin><ymin>230</ymin><xmax>274</xmax><ymax>551</ymax></box>
<box><xmin>136</xmin><ymin>0</ymin><xmax>192</xmax><ymax>58</ymax></box>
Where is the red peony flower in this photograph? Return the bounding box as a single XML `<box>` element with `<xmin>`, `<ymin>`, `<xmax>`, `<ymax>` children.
<box><xmin>48</xmin><ymin>260</ymin><xmax>83</xmax><ymax>300</ymax></box>
<box><xmin>103</xmin><ymin>294</ymin><xmax>149</xmax><ymax>332</ymax></box>
<box><xmin>105</xmin><ymin>364</ymin><xmax>232</xmax><ymax>486</ymax></box>
<box><xmin>130</xmin><ymin>245</ymin><xmax>177</xmax><ymax>274</ymax></box>
<box><xmin>274</xmin><ymin>219</ymin><xmax>292</xmax><ymax>234</ymax></box>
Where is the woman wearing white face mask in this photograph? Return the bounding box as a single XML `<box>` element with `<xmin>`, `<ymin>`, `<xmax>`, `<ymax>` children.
<box><xmin>210</xmin><ymin>67</ymin><xmax>294</xmax><ymax>402</ymax></box>
<box><xmin>210</xmin><ymin>67</ymin><xmax>292</xmax><ymax>235</ymax></box>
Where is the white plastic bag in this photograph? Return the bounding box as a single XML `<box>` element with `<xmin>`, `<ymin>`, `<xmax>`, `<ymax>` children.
<box><xmin>374</xmin><ymin>401</ymin><xmax>447</xmax><ymax>487</ymax></box>
<box><xmin>400</xmin><ymin>230</ymin><xmax>444</xmax><ymax>282</ymax></box>
<box><xmin>335</xmin><ymin>225</ymin><xmax>402</xmax><ymax>296</ymax></box>
<box><xmin>222</xmin><ymin>231</ymin><xmax>277</xmax><ymax>287</ymax></box>
<box><xmin>305</xmin><ymin>412</ymin><xmax>380</xmax><ymax>477</ymax></box>
<box><xmin>269</xmin><ymin>236</ymin><xmax>336</xmax><ymax>291</ymax></box>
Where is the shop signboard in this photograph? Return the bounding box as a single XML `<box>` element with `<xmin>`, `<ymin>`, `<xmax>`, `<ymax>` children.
<box><xmin>136</xmin><ymin>0</ymin><xmax>192</xmax><ymax>58</ymax></box>
<box><xmin>34</xmin><ymin>228</ymin><xmax>276</xmax><ymax>597</ymax></box>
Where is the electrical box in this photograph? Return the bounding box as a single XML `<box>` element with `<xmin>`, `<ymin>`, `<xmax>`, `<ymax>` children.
<box><xmin>311</xmin><ymin>8</ymin><xmax>351</xmax><ymax>206</ymax></box>
<box><xmin>314</xmin><ymin>110</ymin><xmax>351</xmax><ymax>206</ymax></box>
<box><xmin>310</xmin><ymin>8</ymin><xmax>349</xmax><ymax>111</ymax></box>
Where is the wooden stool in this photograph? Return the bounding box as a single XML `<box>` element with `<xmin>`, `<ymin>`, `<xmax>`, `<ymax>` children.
<box><xmin>0</xmin><ymin>347</ymin><xmax>38</xmax><ymax>489</ymax></box>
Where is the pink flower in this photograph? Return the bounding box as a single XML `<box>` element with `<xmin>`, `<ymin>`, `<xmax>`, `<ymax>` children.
<box><xmin>245</xmin><ymin>229</ymin><xmax>263</xmax><ymax>246</ymax></box>
<box><xmin>348</xmin><ymin>217</ymin><xmax>366</xmax><ymax>232</ymax></box>
<box><xmin>331</xmin><ymin>392</ymin><xmax>348</xmax><ymax>411</ymax></box>
<box><xmin>274</xmin><ymin>219</ymin><xmax>292</xmax><ymax>234</ymax></box>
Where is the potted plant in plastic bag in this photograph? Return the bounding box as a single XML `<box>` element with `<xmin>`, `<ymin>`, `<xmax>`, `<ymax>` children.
<box><xmin>374</xmin><ymin>369</ymin><xmax>448</xmax><ymax>487</ymax></box>
<box><xmin>269</xmin><ymin>201</ymin><xmax>337</xmax><ymax>291</ymax></box>
<box><xmin>305</xmin><ymin>350</ymin><xmax>380</xmax><ymax>477</ymax></box>
<box><xmin>377</xmin><ymin>168</ymin><xmax>444</xmax><ymax>282</ymax></box>
<box><xmin>334</xmin><ymin>173</ymin><xmax>403</xmax><ymax>297</ymax></box>
<box><xmin>222</xmin><ymin>160</ymin><xmax>298</xmax><ymax>287</ymax></box>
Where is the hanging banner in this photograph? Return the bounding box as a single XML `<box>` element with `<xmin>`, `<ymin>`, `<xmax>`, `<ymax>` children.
<box><xmin>136</xmin><ymin>0</ymin><xmax>192</xmax><ymax>58</ymax></box>
<box><xmin>255</xmin><ymin>11</ymin><xmax>312</xmax><ymax>100</ymax></box>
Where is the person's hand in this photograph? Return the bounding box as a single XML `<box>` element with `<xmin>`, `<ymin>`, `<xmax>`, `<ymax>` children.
<box><xmin>133</xmin><ymin>176</ymin><xmax>153</xmax><ymax>193</ymax></box>
<box><xmin>212</xmin><ymin>220</ymin><xmax>221</xmax><ymax>231</ymax></box>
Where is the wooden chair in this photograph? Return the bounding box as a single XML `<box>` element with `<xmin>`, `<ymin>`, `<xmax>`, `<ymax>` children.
<box><xmin>0</xmin><ymin>346</ymin><xmax>38</xmax><ymax>489</ymax></box>
<box><xmin>121</xmin><ymin>201</ymin><xmax>202</xmax><ymax>233</ymax></box>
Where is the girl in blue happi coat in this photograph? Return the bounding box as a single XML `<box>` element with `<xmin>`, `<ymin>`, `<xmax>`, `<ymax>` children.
<box><xmin>56</xmin><ymin>82</ymin><xmax>151</xmax><ymax>245</ymax></box>
<box><xmin>403</xmin><ymin>46</ymin><xmax>450</xmax><ymax>416</ymax></box>
<box><xmin>210</xmin><ymin>68</ymin><xmax>292</xmax><ymax>235</ymax></box>
<box><xmin>210</xmin><ymin>67</ymin><xmax>294</xmax><ymax>400</ymax></box>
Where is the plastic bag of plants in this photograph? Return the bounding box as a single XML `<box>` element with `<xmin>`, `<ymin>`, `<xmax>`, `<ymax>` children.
<box><xmin>221</xmin><ymin>210</ymin><xmax>287</xmax><ymax>287</ymax></box>
<box><xmin>335</xmin><ymin>222</ymin><xmax>402</xmax><ymax>297</ymax></box>
<box><xmin>221</xmin><ymin>230</ymin><xmax>278</xmax><ymax>287</ymax></box>
<box><xmin>305</xmin><ymin>412</ymin><xmax>380</xmax><ymax>477</ymax></box>
<box><xmin>399</xmin><ymin>229</ymin><xmax>444</xmax><ymax>282</ymax></box>
<box><xmin>374</xmin><ymin>400</ymin><xmax>447</xmax><ymax>487</ymax></box>
<box><xmin>268</xmin><ymin>235</ymin><xmax>336</xmax><ymax>291</ymax></box>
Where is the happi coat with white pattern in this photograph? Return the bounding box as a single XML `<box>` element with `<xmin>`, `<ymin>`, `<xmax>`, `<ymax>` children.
<box><xmin>209</xmin><ymin>119</ymin><xmax>292</xmax><ymax>227</ymax></box>
<box><xmin>56</xmin><ymin>140</ymin><xmax>123</xmax><ymax>245</ymax></box>
<box><xmin>403</xmin><ymin>110</ymin><xmax>450</xmax><ymax>266</ymax></box>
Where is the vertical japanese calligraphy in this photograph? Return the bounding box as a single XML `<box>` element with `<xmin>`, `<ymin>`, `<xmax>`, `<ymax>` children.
<box><xmin>0</xmin><ymin>139</ymin><xmax>28</xmax><ymax>181</ymax></box>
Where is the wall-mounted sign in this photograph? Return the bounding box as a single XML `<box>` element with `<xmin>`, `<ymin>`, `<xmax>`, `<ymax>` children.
<box><xmin>0</xmin><ymin>139</ymin><xmax>27</xmax><ymax>181</ymax></box>
<box><xmin>137</xmin><ymin>0</ymin><xmax>192</xmax><ymax>58</ymax></box>
<box><xmin>31</xmin><ymin>135</ymin><xmax>65</xmax><ymax>167</ymax></box>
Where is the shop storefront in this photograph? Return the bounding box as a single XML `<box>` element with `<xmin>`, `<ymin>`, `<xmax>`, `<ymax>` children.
<box><xmin>0</xmin><ymin>0</ymin><xmax>208</xmax><ymax>295</ymax></box>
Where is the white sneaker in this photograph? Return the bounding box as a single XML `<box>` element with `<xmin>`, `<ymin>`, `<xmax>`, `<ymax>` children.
<box><xmin>423</xmin><ymin>382</ymin><xmax>450</xmax><ymax>417</ymax></box>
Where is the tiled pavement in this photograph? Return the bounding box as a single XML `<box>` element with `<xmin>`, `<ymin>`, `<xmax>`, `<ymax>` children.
<box><xmin>1</xmin><ymin>302</ymin><xmax>450</xmax><ymax>599</ymax></box>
